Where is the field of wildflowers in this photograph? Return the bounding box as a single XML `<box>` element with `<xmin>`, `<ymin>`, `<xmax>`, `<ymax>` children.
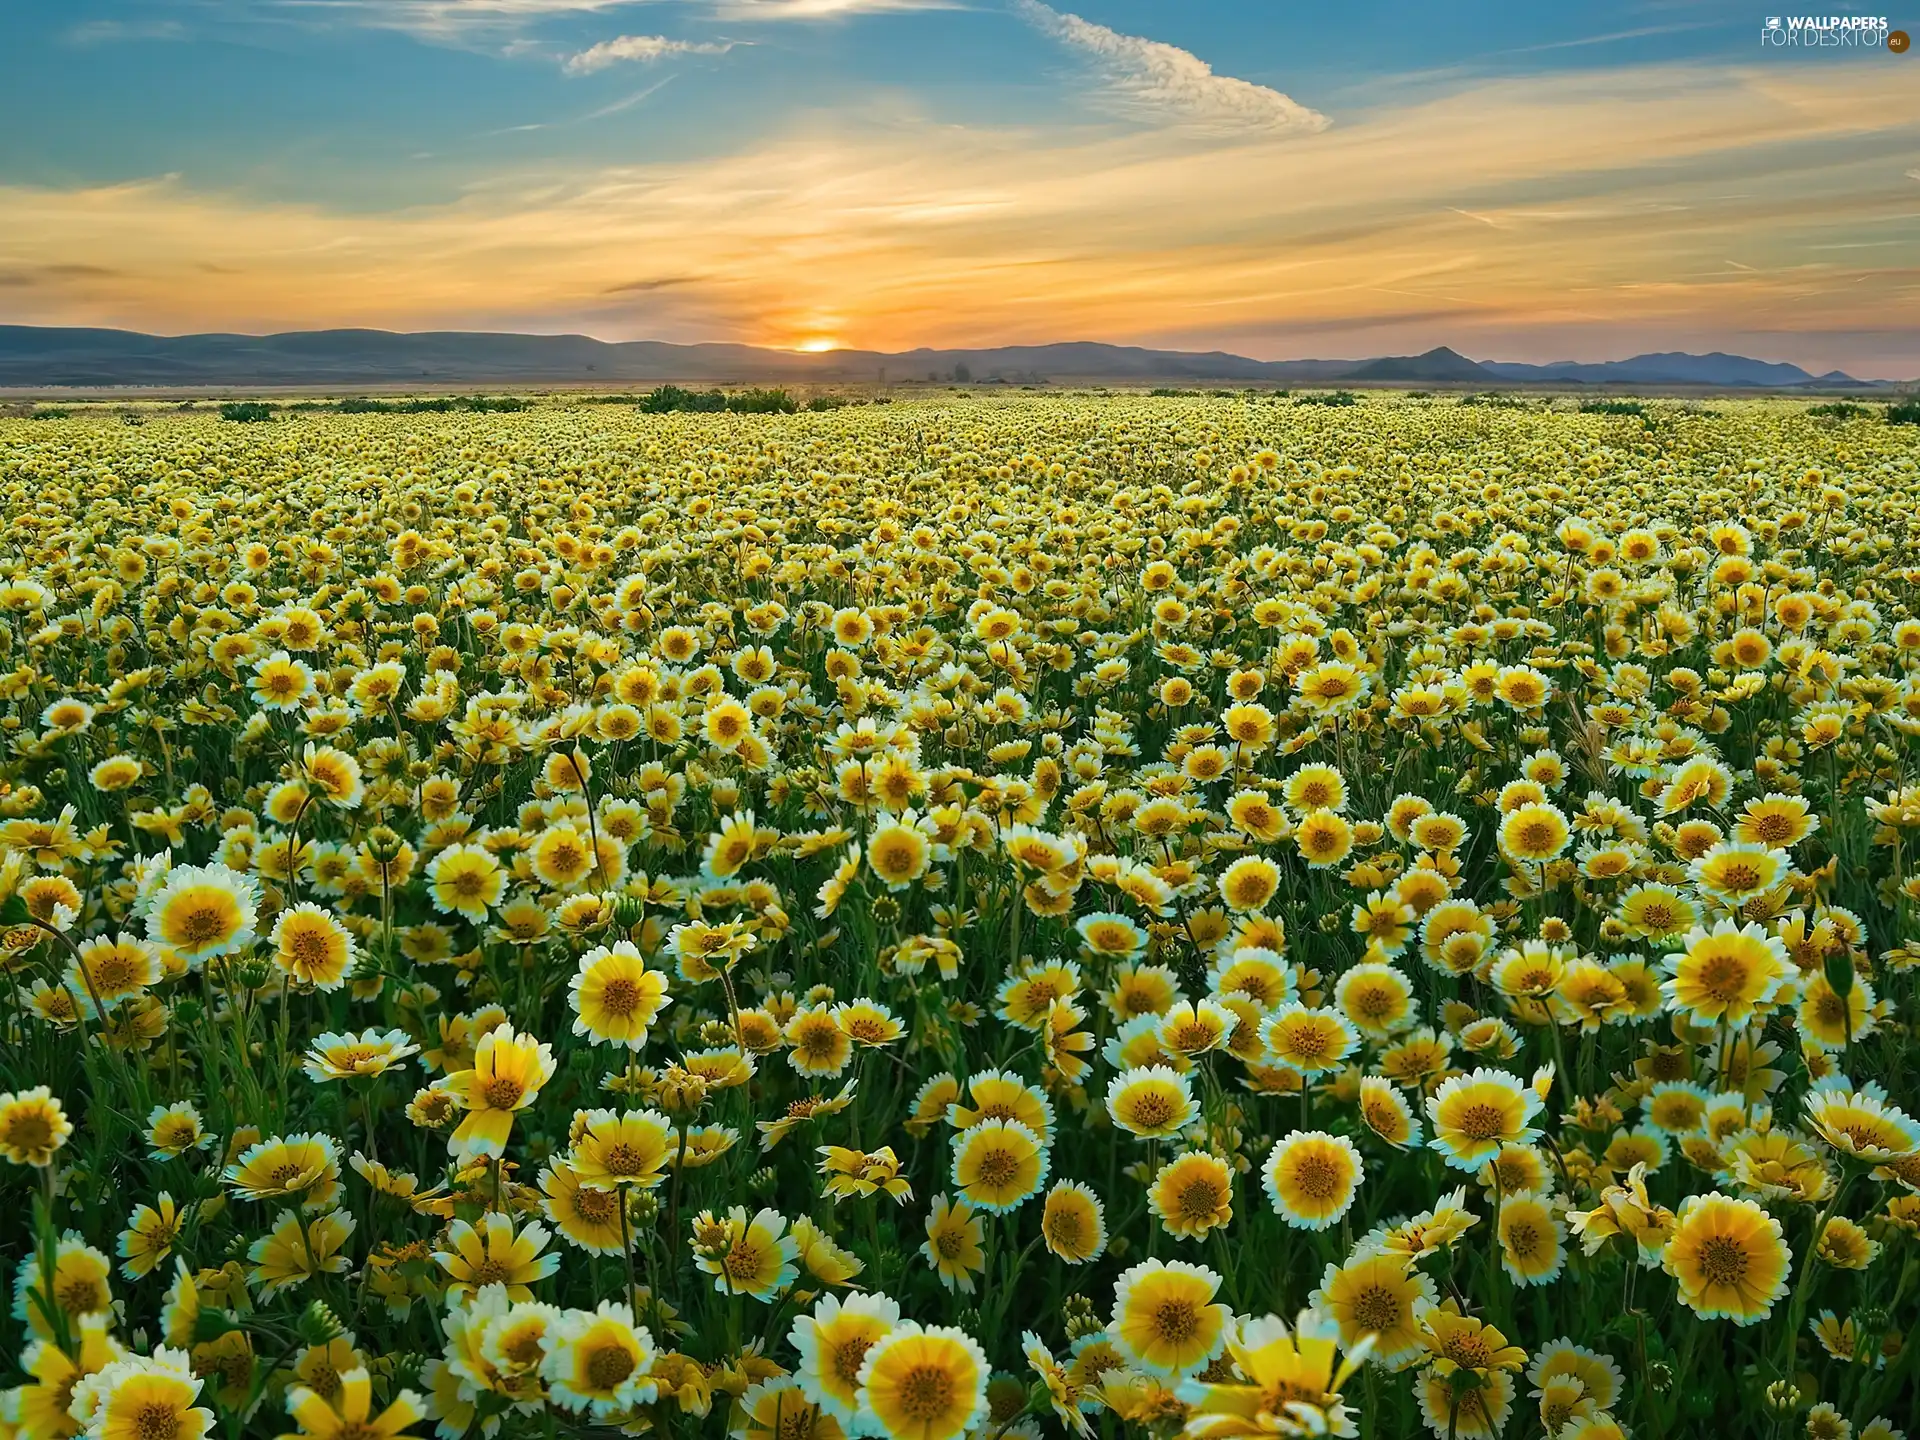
<box><xmin>1</xmin><ymin>393</ymin><xmax>1918</xmax><ymax>1440</ymax></box>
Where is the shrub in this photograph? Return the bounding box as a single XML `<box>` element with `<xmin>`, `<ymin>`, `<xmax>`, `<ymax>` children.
<box><xmin>218</xmin><ymin>402</ymin><xmax>276</xmax><ymax>422</ymax></box>
<box><xmin>726</xmin><ymin>388</ymin><xmax>798</xmax><ymax>414</ymax></box>
<box><xmin>638</xmin><ymin>385</ymin><xmax>728</xmax><ymax>413</ymax></box>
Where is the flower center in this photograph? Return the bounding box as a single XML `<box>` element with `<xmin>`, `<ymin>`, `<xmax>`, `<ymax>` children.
<box><xmin>1697</xmin><ymin>1235</ymin><xmax>1749</xmax><ymax>1287</ymax></box>
<box><xmin>895</xmin><ymin>1364</ymin><xmax>955</xmax><ymax>1422</ymax></box>
<box><xmin>585</xmin><ymin>1343</ymin><xmax>635</xmax><ymax>1392</ymax></box>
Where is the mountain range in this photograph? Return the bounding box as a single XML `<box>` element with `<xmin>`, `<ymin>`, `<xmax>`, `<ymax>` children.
<box><xmin>0</xmin><ymin>328</ymin><xmax>1894</xmax><ymax>390</ymax></box>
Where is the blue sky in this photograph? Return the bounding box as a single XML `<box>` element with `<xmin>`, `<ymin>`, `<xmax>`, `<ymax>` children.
<box><xmin>3</xmin><ymin>1</ymin><xmax>1916</xmax><ymax>372</ymax></box>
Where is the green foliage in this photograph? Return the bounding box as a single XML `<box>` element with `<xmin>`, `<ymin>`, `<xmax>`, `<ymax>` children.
<box><xmin>726</xmin><ymin>389</ymin><xmax>798</xmax><ymax>414</ymax></box>
<box><xmin>1807</xmin><ymin>402</ymin><xmax>1869</xmax><ymax>420</ymax></box>
<box><xmin>1887</xmin><ymin>399</ymin><xmax>1920</xmax><ymax>426</ymax></box>
<box><xmin>638</xmin><ymin>385</ymin><xmax>727</xmax><ymax>413</ymax></box>
<box><xmin>218</xmin><ymin>402</ymin><xmax>276</xmax><ymax>423</ymax></box>
<box><xmin>28</xmin><ymin>408</ymin><xmax>71</xmax><ymax>420</ymax></box>
<box><xmin>1294</xmin><ymin>391</ymin><xmax>1358</xmax><ymax>407</ymax></box>
<box><xmin>1579</xmin><ymin>399</ymin><xmax>1646</xmax><ymax>416</ymax></box>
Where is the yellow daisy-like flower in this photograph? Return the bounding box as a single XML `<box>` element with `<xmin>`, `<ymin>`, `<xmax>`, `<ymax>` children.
<box><xmin>530</xmin><ymin>824</ymin><xmax>598</xmax><ymax>891</ymax></box>
<box><xmin>426</xmin><ymin>843</ymin><xmax>507</xmax><ymax>923</ymax></box>
<box><xmin>1156</xmin><ymin>998</ymin><xmax>1236</xmax><ymax>1058</ymax></box>
<box><xmin>568</xmin><ymin>1107</ymin><xmax>674</xmax><ymax>1190</ymax></box>
<box><xmin>1150</xmin><ymin>1151</ymin><xmax>1235</xmax><ymax>1241</ymax></box>
<box><xmin>252</xmin><ymin>649</ymin><xmax>317</xmax><ymax>711</ymax></box>
<box><xmin>1176</xmin><ymin>1309</ymin><xmax>1370</xmax><ymax>1438</ymax></box>
<box><xmin>737</xmin><ymin>1377</ymin><xmax>846</xmax><ymax>1440</ymax></box>
<box><xmin>950</xmin><ymin>1118</ymin><xmax>1047</xmax><ymax>1214</ymax></box>
<box><xmin>1414</xmin><ymin>1366</ymin><xmax>1514</xmax><ymax>1440</ymax></box>
<box><xmin>1264</xmin><ymin>1130</ymin><xmax>1364</xmax><ymax>1230</ymax></box>
<box><xmin>691</xmin><ymin>1205</ymin><xmax>799</xmax><ymax>1301</ymax></box>
<box><xmin>282</xmin><ymin>1365</ymin><xmax>425</xmax><ymax>1440</ymax></box>
<box><xmin>1659</xmin><ymin>920</ymin><xmax>1790</xmax><ymax>1027</ymax></box>
<box><xmin>855</xmin><ymin>1323</ymin><xmax>989</xmax><ymax>1440</ymax></box>
<box><xmin>1216</xmin><ymin>855</ymin><xmax>1280</xmax><ymax>913</ymax></box>
<box><xmin>1805</xmin><ymin>1088</ymin><xmax>1920</xmax><ymax>1162</ymax></box>
<box><xmin>1662</xmin><ymin>1193</ymin><xmax>1791</xmax><ymax>1325</ymax></box>
<box><xmin>434</xmin><ymin>1213</ymin><xmax>560</xmax><ymax>1301</ymax></box>
<box><xmin>539</xmin><ymin>1163</ymin><xmax>628</xmax><ymax>1255</ymax></box>
<box><xmin>1109</xmin><ymin>1258</ymin><xmax>1230</xmax><ymax>1378</ymax></box>
<box><xmin>146</xmin><ymin>1100</ymin><xmax>212</xmax><ymax>1160</ymax></box>
<box><xmin>0</xmin><ymin>1085</ymin><xmax>72</xmax><ymax>1167</ymax></box>
<box><xmin>68</xmin><ymin>933</ymin><xmax>160</xmax><ymax>1012</ymax></box>
<box><xmin>248</xmin><ymin>1209</ymin><xmax>355</xmax><ymax>1298</ymax></box>
<box><xmin>1498</xmin><ymin>803</ymin><xmax>1571</xmax><ymax>865</ymax></box>
<box><xmin>145</xmin><ymin>862</ymin><xmax>260</xmax><ymax>965</ymax></box>
<box><xmin>1294</xmin><ymin>808</ymin><xmax>1355</xmax><ymax>869</ymax></box>
<box><xmin>92</xmin><ymin>1354</ymin><xmax>216</xmax><ymax>1440</ymax></box>
<box><xmin>921</xmin><ymin>1193</ymin><xmax>987</xmax><ymax>1293</ymax></box>
<box><xmin>1496</xmin><ymin>1190</ymin><xmax>1567</xmax><ymax>1287</ymax></box>
<box><xmin>224</xmin><ymin>1133</ymin><xmax>341</xmax><ymax>1203</ymax></box>
<box><xmin>1735</xmin><ymin>793</ymin><xmax>1818</xmax><ymax>849</ymax></box>
<box><xmin>867</xmin><ymin>813</ymin><xmax>933</xmax><ymax>890</ymax></box>
<box><xmin>1426</xmin><ymin>1068</ymin><xmax>1543</xmax><ymax>1172</ymax></box>
<box><xmin>1041</xmin><ymin>1180</ymin><xmax>1109</xmax><ymax>1263</ymax></box>
<box><xmin>118</xmin><ymin>1192</ymin><xmax>183</xmax><ymax>1279</ymax></box>
<box><xmin>791</xmin><ymin>1290</ymin><xmax>900</xmax><ymax>1424</ymax></box>
<box><xmin>1422</xmin><ymin>1304</ymin><xmax>1528</xmax><ymax>1379</ymax></box>
<box><xmin>1310</xmin><ymin>1251</ymin><xmax>1436</xmax><ymax>1369</ymax></box>
<box><xmin>434</xmin><ymin>1023</ymin><xmax>558</xmax><ymax>1160</ymax></box>
<box><xmin>1797</xmin><ymin>971</ymin><xmax>1876</xmax><ymax>1052</ymax></box>
<box><xmin>1358</xmin><ymin>1075</ymin><xmax>1422</xmax><ymax>1148</ymax></box>
<box><xmin>1261</xmin><ymin>1003</ymin><xmax>1359</xmax><ymax>1078</ymax></box>
<box><xmin>302</xmin><ymin>1028</ymin><xmax>419</xmax><ymax>1082</ymax></box>
<box><xmin>270</xmin><ymin>904</ymin><xmax>360</xmax><ymax>991</ymax></box>
<box><xmin>568</xmin><ymin>941</ymin><xmax>672</xmax><ymax>1049</ymax></box>
<box><xmin>1106</xmin><ymin>1066</ymin><xmax>1198</xmax><ymax>1139</ymax></box>
<box><xmin>542</xmin><ymin>1300</ymin><xmax>658</xmax><ymax>1417</ymax></box>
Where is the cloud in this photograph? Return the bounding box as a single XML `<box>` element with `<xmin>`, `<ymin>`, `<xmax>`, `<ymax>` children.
<box><xmin>1013</xmin><ymin>0</ymin><xmax>1327</xmax><ymax>136</ymax></box>
<box><xmin>565</xmin><ymin>34</ymin><xmax>735</xmax><ymax>71</ymax></box>
<box><xmin>64</xmin><ymin>18</ymin><xmax>187</xmax><ymax>45</ymax></box>
<box><xmin>280</xmin><ymin>0</ymin><xmax>955</xmax><ymax>42</ymax></box>
<box><xmin>4</xmin><ymin>64</ymin><xmax>1918</xmax><ymax>373</ymax></box>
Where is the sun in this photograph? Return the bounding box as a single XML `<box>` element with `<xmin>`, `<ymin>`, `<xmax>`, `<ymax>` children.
<box><xmin>795</xmin><ymin>338</ymin><xmax>838</xmax><ymax>352</ymax></box>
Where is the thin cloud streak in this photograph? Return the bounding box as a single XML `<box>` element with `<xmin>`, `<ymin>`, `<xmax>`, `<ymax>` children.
<box><xmin>566</xmin><ymin>35</ymin><xmax>735</xmax><ymax>71</ymax></box>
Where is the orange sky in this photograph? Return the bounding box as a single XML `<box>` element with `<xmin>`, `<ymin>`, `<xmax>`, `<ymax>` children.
<box><xmin>5</xmin><ymin>5</ymin><xmax>1920</xmax><ymax>372</ymax></box>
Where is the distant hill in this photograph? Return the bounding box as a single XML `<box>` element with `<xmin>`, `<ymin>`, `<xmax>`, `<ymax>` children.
<box><xmin>1480</xmin><ymin>351</ymin><xmax>1864</xmax><ymax>388</ymax></box>
<box><xmin>0</xmin><ymin>326</ymin><xmax>1894</xmax><ymax>389</ymax></box>
<box><xmin>1345</xmin><ymin>346</ymin><xmax>1492</xmax><ymax>382</ymax></box>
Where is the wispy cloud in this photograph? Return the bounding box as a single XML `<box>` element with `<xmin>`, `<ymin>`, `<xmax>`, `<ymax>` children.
<box><xmin>278</xmin><ymin>0</ymin><xmax>954</xmax><ymax>42</ymax></box>
<box><xmin>64</xmin><ymin>18</ymin><xmax>187</xmax><ymax>45</ymax></box>
<box><xmin>273</xmin><ymin>0</ymin><xmax>645</xmax><ymax>45</ymax></box>
<box><xmin>566</xmin><ymin>34</ymin><xmax>735</xmax><ymax>72</ymax></box>
<box><xmin>1013</xmin><ymin>0</ymin><xmax>1327</xmax><ymax>136</ymax></box>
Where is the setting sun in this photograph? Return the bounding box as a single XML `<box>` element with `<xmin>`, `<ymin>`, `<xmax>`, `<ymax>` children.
<box><xmin>795</xmin><ymin>339</ymin><xmax>839</xmax><ymax>353</ymax></box>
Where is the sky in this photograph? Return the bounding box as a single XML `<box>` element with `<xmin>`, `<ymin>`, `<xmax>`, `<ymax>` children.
<box><xmin>2</xmin><ymin>1</ymin><xmax>1918</xmax><ymax>373</ymax></box>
